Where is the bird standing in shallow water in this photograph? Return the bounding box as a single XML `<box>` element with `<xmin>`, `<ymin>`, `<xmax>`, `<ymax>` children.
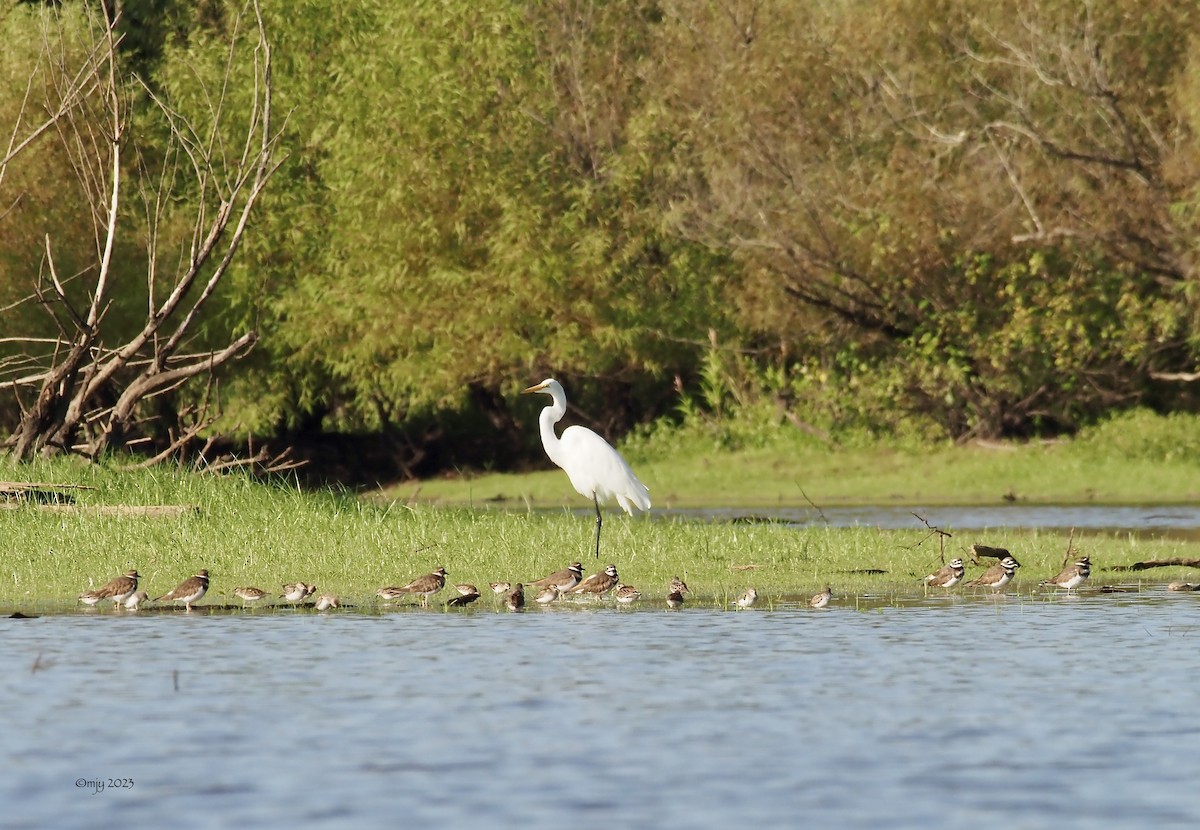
<box><xmin>1041</xmin><ymin>557</ymin><xmax>1091</xmax><ymax>595</ymax></box>
<box><xmin>155</xmin><ymin>569</ymin><xmax>209</xmax><ymax>612</ymax></box>
<box><xmin>733</xmin><ymin>587</ymin><xmax>758</xmax><ymax>608</ymax></box>
<box><xmin>505</xmin><ymin>583</ymin><xmax>525</xmax><ymax>612</ymax></box>
<box><xmin>809</xmin><ymin>587</ymin><xmax>833</xmax><ymax>608</ymax></box>
<box><xmin>522</xmin><ymin>379</ymin><xmax>650</xmax><ymax>558</ymax></box>
<box><xmin>923</xmin><ymin>558</ymin><xmax>965</xmax><ymax>589</ymax></box>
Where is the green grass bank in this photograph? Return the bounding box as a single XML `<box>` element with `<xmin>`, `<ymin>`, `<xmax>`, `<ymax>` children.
<box><xmin>2</xmin><ymin>431</ymin><xmax>1200</xmax><ymax>613</ymax></box>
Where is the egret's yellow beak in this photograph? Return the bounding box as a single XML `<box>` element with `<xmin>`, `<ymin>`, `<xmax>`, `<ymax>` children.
<box><xmin>522</xmin><ymin>382</ymin><xmax>547</xmax><ymax>395</ymax></box>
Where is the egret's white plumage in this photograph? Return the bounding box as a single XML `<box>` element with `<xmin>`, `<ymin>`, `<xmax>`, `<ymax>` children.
<box><xmin>522</xmin><ymin>378</ymin><xmax>650</xmax><ymax>558</ymax></box>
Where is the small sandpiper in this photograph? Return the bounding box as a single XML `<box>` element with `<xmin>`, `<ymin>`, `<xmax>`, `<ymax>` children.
<box><xmin>233</xmin><ymin>586</ymin><xmax>269</xmax><ymax>607</ymax></box>
<box><xmin>809</xmin><ymin>586</ymin><xmax>833</xmax><ymax>608</ymax></box>
<box><xmin>614</xmin><ymin>583</ymin><xmax>641</xmax><ymax>604</ymax></box>
<box><xmin>315</xmin><ymin>594</ymin><xmax>340</xmax><ymax>611</ymax></box>
<box><xmin>733</xmin><ymin>587</ymin><xmax>758</xmax><ymax>608</ymax></box>
<box><xmin>505</xmin><ymin>583</ymin><xmax>525</xmax><ymax>612</ymax></box>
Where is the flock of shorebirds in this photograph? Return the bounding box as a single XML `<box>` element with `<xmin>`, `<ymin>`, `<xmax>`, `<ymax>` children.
<box><xmin>74</xmin><ymin>560</ymin><xmax>827</xmax><ymax>613</ymax></box>
<box><xmin>74</xmin><ymin>549</ymin><xmax>1186</xmax><ymax>614</ymax></box>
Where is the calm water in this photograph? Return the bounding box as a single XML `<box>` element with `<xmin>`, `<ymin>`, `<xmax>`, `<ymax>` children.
<box><xmin>5</xmin><ymin>595</ymin><xmax>1200</xmax><ymax>829</ymax></box>
<box><xmin>662</xmin><ymin>503</ymin><xmax>1200</xmax><ymax>535</ymax></box>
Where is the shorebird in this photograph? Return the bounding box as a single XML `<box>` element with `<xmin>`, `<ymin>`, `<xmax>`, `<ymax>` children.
<box><xmin>809</xmin><ymin>586</ymin><xmax>833</xmax><ymax>608</ymax></box>
<box><xmin>733</xmin><ymin>587</ymin><xmax>758</xmax><ymax>608</ymax></box>
<box><xmin>966</xmin><ymin>556</ymin><xmax>1021</xmax><ymax>593</ymax></box>
<box><xmin>123</xmin><ymin>590</ymin><xmax>148</xmax><ymax>611</ymax></box>
<box><xmin>489</xmin><ymin>582</ymin><xmax>512</xmax><ymax>595</ymax></box>
<box><xmin>154</xmin><ymin>569</ymin><xmax>210</xmax><ymax>612</ymax></box>
<box><xmin>233</xmin><ymin>586</ymin><xmax>269</xmax><ymax>607</ymax></box>
<box><xmin>505</xmin><ymin>583</ymin><xmax>525</xmax><ymax>612</ymax></box>
<box><xmin>534</xmin><ymin>585</ymin><xmax>562</xmax><ymax>605</ymax></box>
<box><xmin>614</xmin><ymin>583</ymin><xmax>641</xmax><ymax>604</ymax></box>
<box><xmin>377</xmin><ymin>567</ymin><xmax>448</xmax><ymax>607</ymax></box>
<box><xmin>315</xmin><ymin>594</ymin><xmax>340</xmax><ymax>611</ymax></box>
<box><xmin>528</xmin><ymin>562</ymin><xmax>584</xmax><ymax>594</ymax></box>
<box><xmin>670</xmin><ymin>576</ymin><xmax>690</xmax><ymax>595</ymax></box>
<box><xmin>446</xmin><ymin>587</ymin><xmax>481</xmax><ymax>607</ymax></box>
<box><xmin>1041</xmin><ymin>557</ymin><xmax>1091</xmax><ymax>595</ymax></box>
<box><xmin>570</xmin><ymin>564</ymin><xmax>619</xmax><ymax>597</ymax></box>
<box><xmin>281</xmin><ymin>582</ymin><xmax>316</xmax><ymax>603</ymax></box>
<box><xmin>923</xmin><ymin>558</ymin><xmax>966</xmax><ymax>589</ymax></box>
<box><xmin>78</xmin><ymin>570</ymin><xmax>140</xmax><ymax>608</ymax></box>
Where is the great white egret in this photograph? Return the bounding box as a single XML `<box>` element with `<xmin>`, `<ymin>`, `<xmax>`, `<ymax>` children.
<box><xmin>522</xmin><ymin>378</ymin><xmax>651</xmax><ymax>558</ymax></box>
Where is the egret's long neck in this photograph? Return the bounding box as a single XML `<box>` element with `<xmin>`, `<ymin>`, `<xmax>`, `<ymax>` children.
<box><xmin>538</xmin><ymin>396</ymin><xmax>568</xmax><ymax>468</ymax></box>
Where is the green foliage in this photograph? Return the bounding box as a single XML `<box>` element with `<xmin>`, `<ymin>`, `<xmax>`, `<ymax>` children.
<box><xmin>6</xmin><ymin>0</ymin><xmax>1200</xmax><ymax>468</ymax></box>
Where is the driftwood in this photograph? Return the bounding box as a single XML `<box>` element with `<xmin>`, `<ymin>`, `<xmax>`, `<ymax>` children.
<box><xmin>1112</xmin><ymin>559</ymin><xmax>1200</xmax><ymax>572</ymax></box>
<box><xmin>0</xmin><ymin>503</ymin><xmax>198</xmax><ymax>518</ymax></box>
<box><xmin>969</xmin><ymin>544</ymin><xmax>1011</xmax><ymax>562</ymax></box>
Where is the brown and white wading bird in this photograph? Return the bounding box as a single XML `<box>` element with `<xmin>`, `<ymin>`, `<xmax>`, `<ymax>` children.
<box><xmin>666</xmin><ymin>589</ymin><xmax>686</xmax><ymax>609</ymax></box>
<box><xmin>78</xmin><ymin>569</ymin><xmax>140</xmax><ymax>608</ymax></box>
<box><xmin>489</xmin><ymin>581</ymin><xmax>512</xmax><ymax>595</ymax></box>
<box><xmin>522</xmin><ymin>379</ymin><xmax>651</xmax><ymax>558</ymax></box>
<box><xmin>733</xmin><ymin>587</ymin><xmax>758</xmax><ymax>608</ymax></box>
<box><xmin>670</xmin><ymin>576</ymin><xmax>690</xmax><ymax>596</ymax></box>
<box><xmin>233</xmin><ymin>586</ymin><xmax>269</xmax><ymax>606</ymax></box>
<box><xmin>923</xmin><ymin>558</ymin><xmax>966</xmax><ymax>589</ymax></box>
<box><xmin>570</xmin><ymin>564</ymin><xmax>619</xmax><ymax>597</ymax></box>
<box><xmin>505</xmin><ymin>583</ymin><xmax>525</xmax><ymax>612</ymax></box>
<box><xmin>614</xmin><ymin>583</ymin><xmax>641</xmax><ymax>604</ymax></box>
<box><xmin>123</xmin><ymin>590</ymin><xmax>148</xmax><ymax>611</ymax></box>
<box><xmin>155</xmin><ymin>569</ymin><xmax>210</xmax><ymax>612</ymax></box>
<box><xmin>377</xmin><ymin>567</ymin><xmax>448</xmax><ymax>606</ymax></box>
<box><xmin>809</xmin><ymin>586</ymin><xmax>833</xmax><ymax>608</ymax></box>
<box><xmin>528</xmin><ymin>562</ymin><xmax>584</xmax><ymax>594</ymax></box>
<box><xmin>1040</xmin><ymin>556</ymin><xmax>1091</xmax><ymax>595</ymax></box>
<box><xmin>534</xmin><ymin>585</ymin><xmax>562</xmax><ymax>605</ymax></box>
<box><xmin>966</xmin><ymin>556</ymin><xmax>1021</xmax><ymax>593</ymax></box>
<box><xmin>281</xmin><ymin>582</ymin><xmax>316</xmax><ymax>603</ymax></box>
<box><xmin>446</xmin><ymin>586</ymin><xmax>481</xmax><ymax>607</ymax></box>
<box><xmin>315</xmin><ymin>594</ymin><xmax>340</xmax><ymax>611</ymax></box>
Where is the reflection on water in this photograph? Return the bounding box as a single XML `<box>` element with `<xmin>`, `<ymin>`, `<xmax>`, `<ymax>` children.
<box><xmin>659</xmin><ymin>504</ymin><xmax>1200</xmax><ymax>537</ymax></box>
<box><xmin>4</xmin><ymin>596</ymin><xmax>1200</xmax><ymax>829</ymax></box>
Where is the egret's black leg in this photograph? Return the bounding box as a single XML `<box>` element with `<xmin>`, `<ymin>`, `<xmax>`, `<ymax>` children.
<box><xmin>593</xmin><ymin>494</ymin><xmax>602</xmax><ymax>559</ymax></box>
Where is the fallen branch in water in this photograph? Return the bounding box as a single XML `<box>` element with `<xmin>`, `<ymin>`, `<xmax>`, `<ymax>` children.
<box><xmin>1111</xmin><ymin>558</ymin><xmax>1200</xmax><ymax>571</ymax></box>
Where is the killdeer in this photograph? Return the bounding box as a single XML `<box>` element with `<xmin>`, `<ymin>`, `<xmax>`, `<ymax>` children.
<box><xmin>78</xmin><ymin>569</ymin><xmax>140</xmax><ymax>608</ymax></box>
<box><xmin>614</xmin><ymin>583</ymin><xmax>641</xmax><ymax>604</ymax></box>
<box><xmin>315</xmin><ymin>594</ymin><xmax>340</xmax><ymax>611</ymax></box>
<box><xmin>446</xmin><ymin>588</ymin><xmax>481</xmax><ymax>607</ymax></box>
<box><xmin>281</xmin><ymin>582</ymin><xmax>316</xmax><ymax>603</ymax></box>
<box><xmin>666</xmin><ymin>589</ymin><xmax>685</xmax><ymax>609</ymax></box>
<box><xmin>1041</xmin><ymin>556</ymin><xmax>1091</xmax><ymax>594</ymax></box>
<box><xmin>733</xmin><ymin>587</ymin><xmax>758</xmax><ymax>608</ymax></box>
<box><xmin>489</xmin><ymin>581</ymin><xmax>512</xmax><ymax>595</ymax></box>
<box><xmin>529</xmin><ymin>562</ymin><xmax>584</xmax><ymax>593</ymax></box>
<box><xmin>123</xmin><ymin>590</ymin><xmax>148</xmax><ymax>611</ymax></box>
<box><xmin>571</xmin><ymin>564</ymin><xmax>619</xmax><ymax>597</ymax></box>
<box><xmin>505</xmin><ymin>583</ymin><xmax>525</xmax><ymax>612</ymax></box>
<box><xmin>534</xmin><ymin>585</ymin><xmax>562</xmax><ymax>604</ymax></box>
<box><xmin>670</xmin><ymin>576</ymin><xmax>690</xmax><ymax>595</ymax></box>
<box><xmin>966</xmin><ymin>556</ymin><xmax>1021</xmax><ymax>593</ymax></box>
<box><xmin>377</xmin><ymin>566</ymin><xmax>447</xmax><ymax>606</ymax></box>
<box><xmin>923</xmin><ymin>558</ymin><xmax>966</xmax><ymax>589</ymax></box>
<box><xmin>233</xmin><ymin>586</ymin><xmax>269</xmax><ymax>606</ymax></box>
<box><xmin>155</xmin><ymin>569</ymin><xmax>210</xmax><ymax>612</ymax></box>
<box><xmin>809</xmin><ymin>586</ymin><xmax>833</xmax><ymax>608</ymax></box>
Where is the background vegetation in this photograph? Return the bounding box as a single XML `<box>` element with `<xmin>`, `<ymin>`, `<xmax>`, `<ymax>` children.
<box><xmin>4</xmin><ymin>0</ymin><xmax>1200</xmax><ymax>482</ymax></box>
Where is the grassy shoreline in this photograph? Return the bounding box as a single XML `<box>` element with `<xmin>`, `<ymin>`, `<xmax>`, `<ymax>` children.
<box><xmin>3</xmin><ymin>453</ymin><xmax>1200</xmax><ymax>613</ymax></box>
